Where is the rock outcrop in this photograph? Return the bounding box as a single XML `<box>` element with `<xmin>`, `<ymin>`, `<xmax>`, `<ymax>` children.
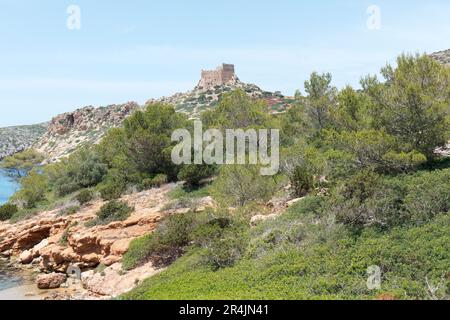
<box><xmin>81</xmin><ymin>262</ymin><xmax>162</xmax><ymax>297</ymax></box>
<box><xmin>0</xmin><ymin>183</ymin><xmax>216</xmax><ymax>298</ymax></box>
<box><xmin>0</xmin><ymin>186</ymin><xmax>170</xmax><ymax>272</ymax></box>
<box><xmin>34</xmin><ymin>102</ymin><xmax>139</xmax><ymax>163</ymax></box>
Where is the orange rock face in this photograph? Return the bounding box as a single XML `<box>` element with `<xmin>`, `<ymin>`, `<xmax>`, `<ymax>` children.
<box><xmin>0</xmin><ymin>183</ymin><xmax>217</xmax><ymax>298</ymax></box>
<box><xmin>0</xmin><ymin>185</ymin><xmax>176</xmax><ymax>272</ymax></box>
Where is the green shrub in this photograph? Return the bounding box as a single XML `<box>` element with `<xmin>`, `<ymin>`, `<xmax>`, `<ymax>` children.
<box><xmin>47</xmin><ymin>148</ymin><xmax>107</xmax><ymax>197</ymax></box>
<box><xmin>152</xmin><ymin>174</ymin><xmax>168</xmax><ymax>188</ymax></box>
<box><xmin>168</xmin><ymin>185</ymin><xmax>211</xmax><ymax>200</ymax></box>
<box><xmin>76</xmin><ymin>189</ymin><xmax>93</xmax><ymax>205</ymax></box>
<box><xmin>330</xmin><ymin>168</ymin><xmax>450</xmax><ymax>229</ymax></box>
<box><xmin>99</xmin><ymin>181</ymin><xmax>125</xmax><ymax>201</ymax></box>
<box><xmin>291</xmin><ymin>165</ymin><xmax>314</xmax><ymax>197</ymax></box>
<box><xmin>123</xmin><ymin>214</ymin><xmax>450</xmax><ymax>300</ymax></box>
<box><xmin>88</xmin><ymin>200</ymin><xmax>133</xmax><ymax>226</ymax></box>
<box><xmin>402</xmin><ymin>169</ymin><xmax>450</xmax><ymax>224</ymax></box>
<box><xmin>58</xmin><ymin>205</ymin><xmax>80</xmax><ymax>216</ymax></box>
<box><xmin>200</xmin><ymin>222</ymin><xmax>249</xmax><ymax>270</ymax></box>
<box><xmin>0</xmin><ymin>203</ymin><xmax>18</xmax><ymax>221</ymax></box>
<box><xmin>212</xmin><ymin>165</ymin><xmax>279</xmax><ymax>207</ymax></box>
<box><xmin>123</xmin><ymin>213</ymin><xmax>196</xmax><ymax>270</ymax></box>
<box><xmin>59</xmin><ymin>228</ymin><xmax>70</xmax><ymax>246</ymax></box>
<box><xmin>143</xmin><ymin>174</ymin><xmax>168</xmax><ymax>190</ymax></box>
<box><xmin>178</xmin><ymin>164</ymin><xmax>216</xmax><ymax>188</ymax></box>
<box><xmin>12</xmin><ymin>170</ymin><xmax>48</xmax><ymax>208</ymax></box>
<box><xmin>123</xmin><ymin>213</ymin><xmax>243</xmax><ymax>273</ymax></box>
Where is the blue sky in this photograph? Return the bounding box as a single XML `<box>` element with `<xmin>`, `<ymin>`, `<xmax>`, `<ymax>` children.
<box><xmin>0</xmin><ymin>0</ymin><xmax>450</xmax><ymax>127</ymax></box>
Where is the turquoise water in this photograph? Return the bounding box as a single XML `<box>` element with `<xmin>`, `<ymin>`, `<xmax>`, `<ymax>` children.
<box><xmin>0</xmin><ymin>170</ymin><xmax>18</xmax><ymax>205</ymax></box>
<box><xmin>0</xmin><ymin>171</ymin><xmax>21</xmax><ymax>295</ymax></box>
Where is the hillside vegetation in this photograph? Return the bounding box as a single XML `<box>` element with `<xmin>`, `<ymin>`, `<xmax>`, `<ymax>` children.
<box><xmin>2</xmin><ymin>53</ymin><xmax>449</xmax><ymax>300</ymax></box>
<box><xmin>0</xmin><ymin>123</ymin><xmax>47</xmax><ymax>159</ymax></box>
<box><xmin>150</xmin><ymin>79</ymin><xmax>293</xmax><ymax>118</ymax></box>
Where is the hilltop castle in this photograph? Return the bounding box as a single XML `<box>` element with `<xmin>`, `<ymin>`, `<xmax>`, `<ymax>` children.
<box><xmin>197</xmin><ymin>64</ymin><xmax>238</xmax><ymax>89</ymax></box>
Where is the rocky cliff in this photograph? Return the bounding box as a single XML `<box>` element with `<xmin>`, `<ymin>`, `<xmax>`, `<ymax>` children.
<box><xmin>0</xmin><ymin>124</ymin><xmax>48</xmax><ymax>160</ymax></box>
<box><xmin>34</xmin><ymin>102</ymin><xmax>139</xmax><ymax>162</ymax></box>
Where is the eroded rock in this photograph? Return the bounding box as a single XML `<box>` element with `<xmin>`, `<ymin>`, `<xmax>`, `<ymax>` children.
<box><xmin>36</xmin><ymin>273</ymin><xmax>67</xmax><ymax>289</ymax></box>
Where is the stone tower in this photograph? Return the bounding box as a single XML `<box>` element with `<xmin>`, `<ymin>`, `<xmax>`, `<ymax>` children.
<box><xmin>197</xmin><ymin>64</ymin><xmax>237</xmax><ymax>89</ymax></box>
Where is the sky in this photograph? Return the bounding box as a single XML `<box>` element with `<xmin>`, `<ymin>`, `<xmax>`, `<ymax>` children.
<box><xmin>0</xmin><ymin>0</ymin><xmax>449</xmax><ymax>127</ymax></box>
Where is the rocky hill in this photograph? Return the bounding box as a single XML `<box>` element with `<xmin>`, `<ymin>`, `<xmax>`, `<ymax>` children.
<box><xmin>430</xmin><ymin>49</ymin><xmax>450</xmax><ymax>66</ymax></box>
<box><xmin>34</xmin><ymin>102</ymin><xmax>139</xmax><ymax>163</ymax></box>
<box><xmin>12</xmin><ymin>64</ymin><xmax>292</xmax><ymax>163</ymax></box>
<box><xmin>0</xmin><ymin>124</ymin><xmax>48</xmax><ymax>160</ymax></box>
<box><xmin>149</xmin><ymin>64</ymin><xmax>294</xmax><ymax>119</ymax></box>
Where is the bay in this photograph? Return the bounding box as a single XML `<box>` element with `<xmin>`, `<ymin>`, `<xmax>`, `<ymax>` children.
<box><xmin>0</xmin><ymin>170</ymin><xmax>22</xmax><ymax>299</ymax></box>
<box><xmin>0</xmin><ymin>170</ymin><xmax>18</xmax><ymax>205</ymax></box>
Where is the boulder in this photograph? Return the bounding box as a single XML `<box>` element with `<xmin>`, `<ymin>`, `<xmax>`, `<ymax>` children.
<box><xmin>101</xmin><ymin>255</ymin><xmax>121</xmax><ymax>267</ymax></box>
<box><xmin>81</xmin><ymin>253</ymin><xmax>100</xmax><ymax>264</ymax></box>
<box><xmin>19</xmin><ymin>250</ymin><xmax>33</xmax><ymax>264</ymax></box>
<box><xmin>32</xmin><ymin>239</ymin><xmax>49</xmax><ymax>254</ymax></box>
<box><xmin>110</xmin><ymin>239</ymin><xmax>132</xmax><ymax>256</ymax></box>
<box><xmin>36</xmin><ymin>273</ymin><xmax>67</xmax><ymax>289</ymax></box>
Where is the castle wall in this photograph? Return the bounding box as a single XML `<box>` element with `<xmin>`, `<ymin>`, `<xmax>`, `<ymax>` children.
<box><xmin>198</xmin><ymin>64</ymin><xmax>236</xmax><ymax>88</ymax></box>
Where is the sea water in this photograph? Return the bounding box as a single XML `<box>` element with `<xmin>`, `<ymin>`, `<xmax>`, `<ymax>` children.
<box><xmin>0</xmin><ymin>170</ymin><xmax>18</xmax><ymax>205</ymax></box>
<box><xmin>0</xmin><ymin>170</ymin><xmax>21</xmax><ymax>297</ymax></box>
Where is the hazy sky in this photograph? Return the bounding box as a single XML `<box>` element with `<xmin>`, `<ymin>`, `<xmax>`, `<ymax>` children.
<box><xmin>1</xmin><ymin>0</ymin><xmax>450</xmax><ymax>126</ymax></box>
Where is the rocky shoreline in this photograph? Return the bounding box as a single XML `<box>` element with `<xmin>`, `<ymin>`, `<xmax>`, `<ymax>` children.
<box><xmin>0</xmin><ymin>183</ymin><xmax>216</xmax><ymax>300</ymax></box>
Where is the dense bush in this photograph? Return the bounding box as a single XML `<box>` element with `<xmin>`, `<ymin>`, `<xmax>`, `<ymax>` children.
<box><xmin>0</xmin><ymin>203</ymin><xmax>18</xmax><ymax>221</ymax></box>
<box><xmin>103</xmin><ymin>103</ymin><xmax>189</xmax><ymax>183</ymax></box>
<box><xmin>123</xmin><ymin>214</ymin><xmax>449</xmax><ymax>300</ymax></box>
<box><xmin>201</xmin><ymin>89</ymin><xmax>273</xmax><ymax>129</ymax></box>
<box><xmin>290</xmin><ymin>165</ymin><xmax>314</xmax><ymax>197</ymax></box>
<box><xmin>98</xmin><ymin>170</ymin><xmax>127</xmax><ymax>200</ymax></box>
<box><xmin>47</xmin><ymin>148</ymin><xmax>107</xmax><ymax>196</ymax></box>
<box><xmin>362</xmin><ymin>54</ymin><xmax>450</xmax><ymax>160</ymax></box>
<box><xmin>178</xmin><ymin>164</ymin><xmax>216</xmax><ymax>188</ymax></box>
<box><xmin>333</xmin><ymin>168</ymin><xmax>450</xmax><ymax>229</ymax></box>
<box><xmin>199</xmin><ymin>220</ymin><xmax>249</xmax><ymax>270</ymax></box>
<box><xmin>76</xmin><ymin>189</ymin><xmax>94</xmax><ymax>205</ymax></box>
<box><xmin>123</xmin><ymin>213</ymin><xmax>197</xmax><ymax>270</ymax></box>
<box><xmin>123</xmin><ymin>213</ymin><xmax>248</xmax><ymax>271</ymax></box>
<box><xmin>99</xmin><ymin>183</ymin><xmax>125</xmax><ymax>201</ymax></box>
<box><xmin>212</xmin><ymin>165</ymin><xmax>280</xmax><ymax>207</ymax></box>
<box><xmin>281</xmin><ymin>141</ymin><xmax>325</xmax><ymax>196</ymax></box>
<box><xmin>402</xmin><ymin>169</ymin><xmax>450</xmax><ymax>224</ymax></box>
<box><xmin>12</xmin><ymin>170</ymin><xmax>48</xmax><ymax>208</ymax></box>
<box><xmin>88</xmin><ymin>200</ymin><xmax>133</xmax><ymax>226</ymax></box>
<box><xmin>142</xmin><ymin>174</ymin><xmax>168</xmax><ymax>190</ymax></box>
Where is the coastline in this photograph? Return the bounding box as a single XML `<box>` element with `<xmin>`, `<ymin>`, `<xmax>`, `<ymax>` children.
<box><xmin>0</xmin><ymin>257</ymin><xmax>38</xmax><ymax>300</ymax></box>
<box><xmin>0</xmin><ymin>257</ymin><xmax>78</xmax><ymax>300</ymax></box>
<box><xmin>0</xmin><ymin>169</ymin><xmax>18</xmax><ymax>205</ymax></box>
